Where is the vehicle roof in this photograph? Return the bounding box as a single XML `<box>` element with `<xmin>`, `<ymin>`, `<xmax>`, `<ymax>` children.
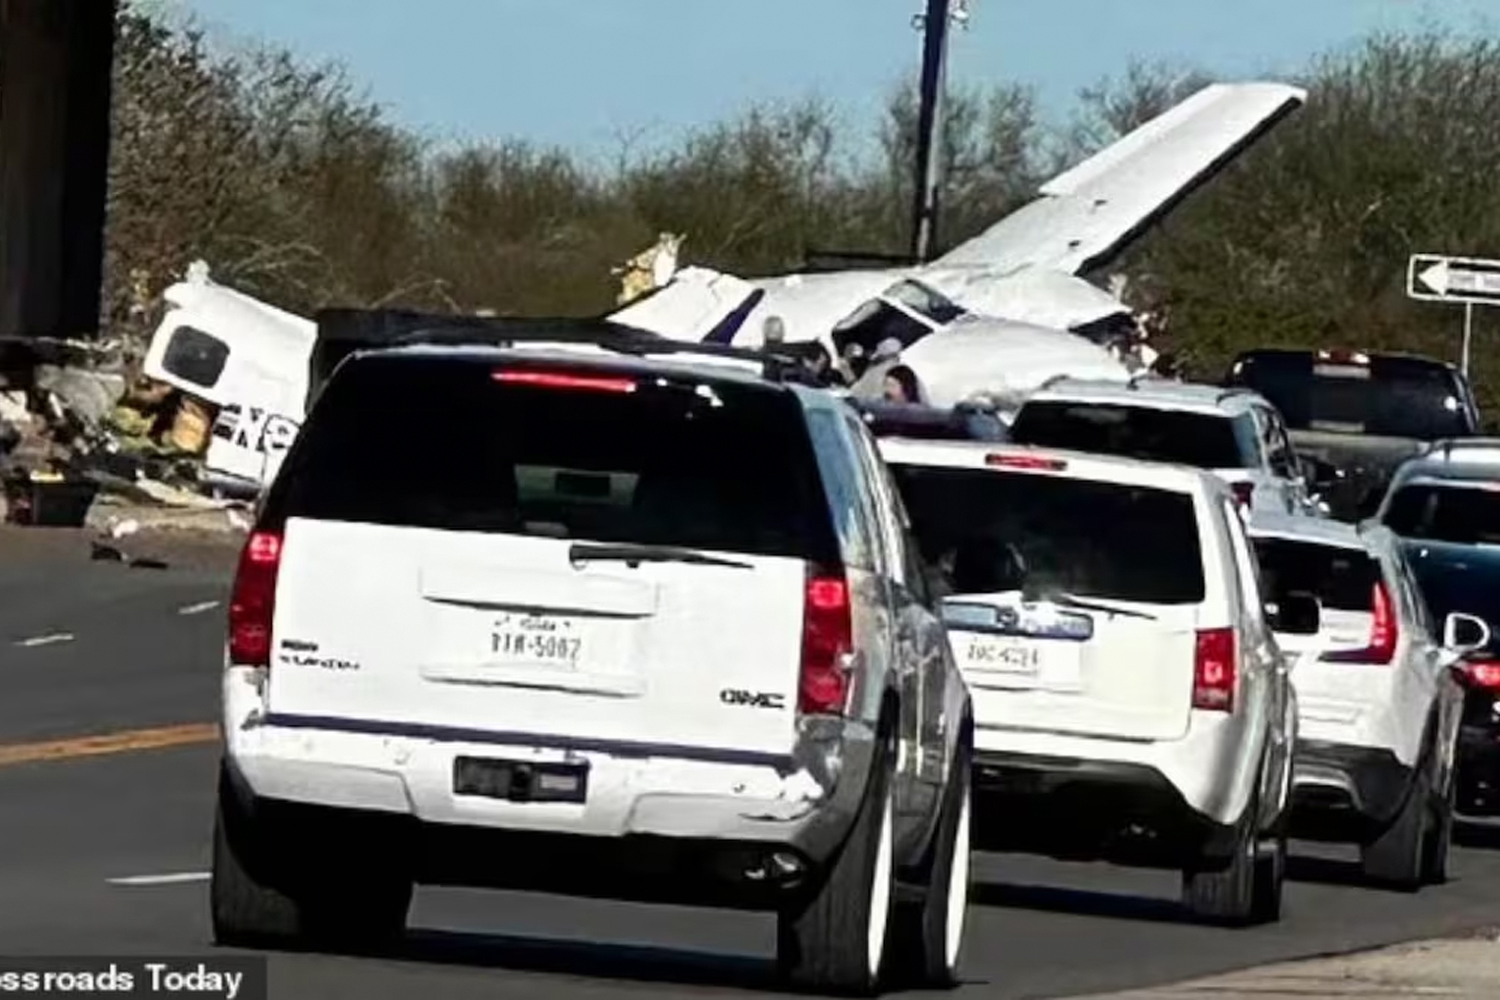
<box><xmin>346</xmin><ymin>340</ymin><xmax>813</xmax><ymax>395</ymax></box>
<box><xmin>1391</xmin><ymin>446</ymin><xmax>1500</xmax><ymax>486</ymax></box>
<box><xmin>1230</xmin><ymin>346</ymin><xmax>1460</xmax><ymax>371</ymax></box>
<box><xmin>877</xmin><ymin>437</ymin><xmax>1223</xmax><ymax>496</ymax></box>
<box><xmin>1025</xmin><ymin>376</ymin><xmax>1262</xmax><ymax>416</ymax></box>
<box><xmin>1415</xmin><ymin>438</ymin><xmax>1500</xmax><ymax>464</ymax></box>
<box><xmin>1247</xmin><ymin>510</ymin><xmax>1366</xmax><ymax>550</ymax></box>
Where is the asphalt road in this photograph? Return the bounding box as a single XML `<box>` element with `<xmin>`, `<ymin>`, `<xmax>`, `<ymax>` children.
<box><xmin>6</xmin><ymin>526</ymin><xmax>1500</xmax><ymax>999</ymax></box>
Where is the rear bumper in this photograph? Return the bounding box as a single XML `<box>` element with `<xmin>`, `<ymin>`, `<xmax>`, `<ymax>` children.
<box><xmin>1289</xmin><ymin>738</ymin><xmax>1414</xmax><ymax>838</ymax></box>
<box><xmin>970</xmin><ymin>751</ymin><xmax>1240</xmax><ymax>868</ymax></box>
<box><xmin>222</xmin><ymin>668</ymin><xmax>875</xmax><ymax>884</ymax></box>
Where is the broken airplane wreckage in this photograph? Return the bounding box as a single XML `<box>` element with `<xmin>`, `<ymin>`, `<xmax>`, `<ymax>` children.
<box><xmin>75</xmin><ymin>80</ymin><xmax>1303</xmax><ymax>500</ymax></box>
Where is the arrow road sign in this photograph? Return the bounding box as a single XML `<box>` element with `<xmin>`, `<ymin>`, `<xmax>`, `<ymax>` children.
<box><xmin>1408</xmin><ymin>252</ymin><xmax>1500</xmax><ymax>306</ymax></box>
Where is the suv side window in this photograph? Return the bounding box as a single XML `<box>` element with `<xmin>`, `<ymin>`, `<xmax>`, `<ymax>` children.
<box><xmin>1231</xmin><ymin>412</ymin><xmax>1266</xmax><ymax>471</ymax></box>
<box><xmin>1390</xmin><ymin>549</ymin><xmax>1434</xmax><ymax>640</ymax></box>
<box><xmin>1260</xmin><ymin>407</ymin><xmax>1297</xmax><ymax>479</ymax></box>
<box><xmin>1221</xmin><ymin>498</ymin><xmax>1265</xmax><ymax>613</ymax></box>
<box><xmin>806</xmin><ymin>408</ymin><xmax>879</xmax><ymax>572</ymax></box>
<box><xmin>844</xmin><ymin>413</ymin><xmax>907</xmax><ymax>584</ymax></box>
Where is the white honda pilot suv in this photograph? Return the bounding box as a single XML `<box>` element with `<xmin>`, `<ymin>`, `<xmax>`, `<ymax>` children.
<box><xmin>212</xmin><ymin>318</ymin><xmax>973</xmax><ymax>995</ymax></box>
<box><xmin>878</xmin><ymin>439</ymin><xmax>1311</xmax><ymax>925</ymax></box>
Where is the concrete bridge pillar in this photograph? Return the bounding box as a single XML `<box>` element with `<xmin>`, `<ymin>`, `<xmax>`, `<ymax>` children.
<box><xmin>0</xmin><ymin>0</ymin><xmax>118</xmax><ymax>344</ymax></box>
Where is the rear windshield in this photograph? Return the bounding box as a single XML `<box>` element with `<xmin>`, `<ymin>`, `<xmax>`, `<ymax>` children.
<box><xmin>1251</xmin><ymin>537</ymin><xmax>1378</xmax><ymax>612</ymax></box>
<box><xmin>263</xmin><ymin>354</ymin><xmax>841</xmax><ymax>563</ymax></box>
<box><xmin>1382</xmin><ymin>482</ymin><xmax>1500</xmax><ymax>546</ymax></box>
<box><xmin>1225</xmin><ymin>352</ymin><xmax>1474</xmax><ymax>440</ymax></box>
<box><xmin>889</xmin><ymin>464</ymin><xmax>1206</xmax><ymax>604</ymax></box>
<box><xmin>1008</xmin><ymin>402</ymin><xmax>1248</xmax><ymax>470</ymax></box>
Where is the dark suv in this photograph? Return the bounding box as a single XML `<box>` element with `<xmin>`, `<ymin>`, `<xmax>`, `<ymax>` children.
<box><xmin>1223</xmin><ymin>348</ymin><xmax>1480</xmax><ymax>519</ymax></box>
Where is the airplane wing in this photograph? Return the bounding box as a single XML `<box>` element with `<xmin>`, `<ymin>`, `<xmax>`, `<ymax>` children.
<box><xmin>934</xmin><ymin>82</ymin><xmax>1307</xmax><ymax>275</ymax></box>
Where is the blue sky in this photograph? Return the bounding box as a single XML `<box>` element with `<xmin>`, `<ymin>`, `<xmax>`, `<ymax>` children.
<box><xmin>177</xmin><ymin>0</ymin><xmax>1494</xmax><ymax>162</ymax></box>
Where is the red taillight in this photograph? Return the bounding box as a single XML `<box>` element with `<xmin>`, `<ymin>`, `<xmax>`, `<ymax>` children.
<box><xmin>1193</xmin><ymin>627</ymin><xmax>1237</xmax><ymax>712</ymax></box>
<box><xmin>800</xmin><ymin>573</ymin><xmax>853</xmax><ymax>715</ymax></box>
<box><xmin>491</xmin><ymin>369</ymin><xmax>637</xmax><ymax>393</ymax></box>
<box><xmin>1322</xmin><ymin>580</ymin><xmax>1398</xmax><ymax>665</ymax></box>
<box><xmin>985</xmin><ymin>453</ymin><xmax>1067</xmax><ymax>472</ymax></box>
<box><xmin>228</xmin><ymin>530</ymin><xmax>282</xmax><ymax>667</ymax></box>
<box><xmin>1464</xmin><ymin>661</ymin><xmax>1500</xmax><ymax>690</ymax></box>
<box><xmin>1230</xmin><ymin>481</ymin><xmax>1255</xmax><ymax>508</ymax></box>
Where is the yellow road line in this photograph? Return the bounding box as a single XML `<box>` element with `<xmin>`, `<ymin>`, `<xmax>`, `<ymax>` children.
<box><xmin>0</xmin><ymin>722</ymin><xmax>219</xmax><ymax>768</ymax></box>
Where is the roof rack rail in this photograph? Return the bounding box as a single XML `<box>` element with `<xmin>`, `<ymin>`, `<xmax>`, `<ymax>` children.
<box><xmin>1037</xmin><ymin>373</ymin><xmax>1071</xmax><ymax>391</ymax></box>
<box><xmin>1215</xmin><ymin>386</ymin><xmax>1253</xmax><ymax>404</ymax></box>
<box><xmin>307</xmin><ymin>308</ymin><xmax>825</xmax><ymax>404</ymax></box>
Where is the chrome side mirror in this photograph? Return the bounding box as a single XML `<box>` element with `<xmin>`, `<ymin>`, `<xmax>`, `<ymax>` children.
<box><xmin>1444</xmin><ymin>611</ymin><xmax>1491</xmax><ymax>656</ymax></box>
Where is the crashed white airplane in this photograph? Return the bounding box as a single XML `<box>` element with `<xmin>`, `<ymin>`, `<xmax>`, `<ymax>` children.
<box><xmin>610</xmin><ymin>81</ymin><xmax>1308</xmax><ymax>408</ymax></box>
<box><xmin>141</xmin><ymin>81</ymin><xmax>1305</xmax><ymax>493</ymax></box>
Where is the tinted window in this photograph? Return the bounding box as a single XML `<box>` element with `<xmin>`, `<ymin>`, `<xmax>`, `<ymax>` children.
<box><xmin>264</xmin><ymin>355</ymin><xmax>841</xmax><ymax>564</ymax></box>
<box><xmin>890</xmin><ymin>464</ymin><xmax>1205</xmax><ymax>604</ymax></box>
<box><xmin>1404</xmin><ymin>543</ymin><xmax>1500</xmax><ymax>654</ymax></box>
<box><xmin>1226</xmin><ymin>352</ymin><xmax>1474</xmax><ymax>440</ymax></box>
<box><xmin>851</xmin><ymin>402</ymin><xmax>1008</xmax><ymax>442</ymax></box>
<box><xmin>161</xmin><ymin>325</ymin><xmax>229</xmax><ymax>389</ymax></box>
<box><xmin>1251</xmin><ymin>537</ymin><xmax>1378</xmax><ymax>611</ymax></box>
<box><xmin>1383</xmin><ymin>483</ymin><xmax>1500</xmax><ymax>545</ymax></box>
<box><xmin>1009</xmin><ymin>402</ymin><xmax>1248</xmax><ymax>469</ymax></box>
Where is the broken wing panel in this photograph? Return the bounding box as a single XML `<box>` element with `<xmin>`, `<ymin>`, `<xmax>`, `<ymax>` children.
<box><xmin>607</xmin><ymin>266</ymin><xmax>761</xmax><ymax>342</ymax></box>
<box><xmin>920</xmin><ymin>268</ymin><xmax>1128</xmax><ymax>331</ymax></box>
<box><xmin>935</xmin><ymin>82</ymin><xmax>1307</xmax><ymax>275</ymax></box>
<box><xmin>899</xmin><ymin>317</ymin><xmax>1130</xmax><ymax>412</ymax></box>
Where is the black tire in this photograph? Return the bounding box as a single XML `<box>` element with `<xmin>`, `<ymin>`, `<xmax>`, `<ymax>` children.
<box><xmin>1183</xmin><ymin>784</ymin><xmax>1280</xmax><ymax>926</ymax></box>
<box><xmin>1423</xmin><ymin>755</ymin><xmax>1457</xmax><ymax>886</ymax></box>
<box><xmin>1361</xmin><ymin>765</ymin><xmax>1430</xmax><ymax>892</ymax></box>
<box><xmin>211</xmin><ymin>771</ymin><xmax>412</xmax><ymax>951</ymax></box>
<box><xmin>1251</xmin><ymin>831</ymin><xmax>1286</xmax><ymax>924</ymax></box>
<box><xmin>210</xmin><ymin>788</ymin><xmax>302</xmax><ymax>947</ymax></box>
<box><xmin>887</xmin><ymin>724</ymin><xmax>973</xmax><ymax>990</ymax></box>
<box><xmin>777</xmin><ymin>733</ymin><xmax>898</xmax><ymax>996</ymax></box>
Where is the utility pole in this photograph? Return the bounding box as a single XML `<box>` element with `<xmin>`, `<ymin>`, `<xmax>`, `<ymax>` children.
<box><xmin>908</xmin><ymin>0</ymin><xmax>969</xmax><ymax>263</ymax></box>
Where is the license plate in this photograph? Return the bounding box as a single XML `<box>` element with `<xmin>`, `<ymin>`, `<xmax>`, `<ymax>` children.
<box><xmin>489</xmin><ymin>612</ymin><xmax>584</xmax><ymax>668</ymax></box>
<box><xmin>453</xmin><ymin>756</ymin><xmax>589</xmax><ymax>803</ymax></box>
<box><xmin>964</xmin><ymin>635</ymin><xmax>1041</xmax><ymax>674</ymax></box>
<box><xmin>963</xmin><ymin>634</ymin><xmax>1083</xmax><ymax>690</ymax></box>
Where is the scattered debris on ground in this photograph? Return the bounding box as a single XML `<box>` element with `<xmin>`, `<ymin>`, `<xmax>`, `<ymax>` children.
<box><xmin>0</xmin><ymin>263</ymin><xmax>265</xmax><ymax>534</ymax></box>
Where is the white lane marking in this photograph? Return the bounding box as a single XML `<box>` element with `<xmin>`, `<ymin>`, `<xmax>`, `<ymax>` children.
<box><xmin>16</xmin><ymin>633</ymin><xmax>74</xmax><ymax>648</ymax></box>
<box><xmin>178</xmin><ymin>600</ymin><xmax>221</xmax><ymax>616</ymax></box>
<box><xmin>107</xmin><ymin>871</ymin><xmax>210</xmax><ymax>886</ymax></box>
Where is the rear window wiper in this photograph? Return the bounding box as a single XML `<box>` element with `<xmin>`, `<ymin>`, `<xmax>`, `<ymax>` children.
<box><xmin>1038</xmin><ymin>592</ymin><xmax>1158</xmax><ymax>621</ymax></box>
<box><xmin>568</xmin><ymin>542</ymin><xmax>752</xmax><ymax>570</ymax></box>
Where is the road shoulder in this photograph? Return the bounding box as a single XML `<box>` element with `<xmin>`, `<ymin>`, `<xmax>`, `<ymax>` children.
<box><xmin>1076</xmin><ymin>931</ymin><xmax>1500</xmax><ymax>998</ymax></box>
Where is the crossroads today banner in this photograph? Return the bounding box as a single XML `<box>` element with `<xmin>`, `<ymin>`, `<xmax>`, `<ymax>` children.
<box><xmin>0</xmin><ymin>959</ymin><xmax>265</xmax><ymax>999</ymax></box>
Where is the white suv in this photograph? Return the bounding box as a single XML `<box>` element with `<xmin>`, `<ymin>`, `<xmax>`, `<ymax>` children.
<box><xmin>1248</xmin><ymin>511</ymin><xmax>1491</xmax><ymax>889</ymax></box>
<box><xmin>878</xmin><ymin>438</ymin><xmax>1305</xmax><ymax>925</ymax></box>
<box><xmin>211</xmin><ymin>320</ymin><xmax>974</xmax><ymax>995</ymax></box>
<box><xmin>1008</xmin><ymin>376</ymin><xmax>1318</xmax><ymax>516</ymax></box>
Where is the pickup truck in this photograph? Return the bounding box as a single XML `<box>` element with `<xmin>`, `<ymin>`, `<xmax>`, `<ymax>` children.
<box><xmin>1222</xmin><ymin>348</ymin><xmax>1480</xmax><ymax>520</ymax></box>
